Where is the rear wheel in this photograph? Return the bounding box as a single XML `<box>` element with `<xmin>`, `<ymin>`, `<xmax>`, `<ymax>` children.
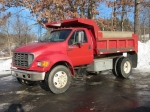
<box><xmin>112</xmin><ymin>57</ymin><xmax>121</xmax><ymax>77</ymax></box>
<box><xmin>45</xmin><ymin>65</ymin><xmax>71</xmax><ymax>94</ymax></box>
<box><xmin>17</xmin><ymin>78</ymin><xmax>35</xmax><ymax>86</ymax></box>
<box><xmin>117</xmin><ymin>57</ymin><xmax>132</xmax><ymax>78</ymax></box>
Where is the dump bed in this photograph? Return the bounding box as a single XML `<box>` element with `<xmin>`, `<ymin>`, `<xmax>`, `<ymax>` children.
<box><xmin>96</xmin><ymin>31</ymin><xmax>138</xmax><ymax>55</ymax></box>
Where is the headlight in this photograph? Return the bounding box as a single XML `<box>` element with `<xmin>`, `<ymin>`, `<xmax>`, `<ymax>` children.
<box><xmin>28</xmin><ymin>54</ymin><xmax>34</xmax><ymax>66</ymax></box>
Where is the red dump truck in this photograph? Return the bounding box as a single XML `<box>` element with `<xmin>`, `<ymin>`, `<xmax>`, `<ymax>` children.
<box><xmin>11</xmin><ymin>18</ymin><xmax>138</xmax><ymax>94</ymax></box>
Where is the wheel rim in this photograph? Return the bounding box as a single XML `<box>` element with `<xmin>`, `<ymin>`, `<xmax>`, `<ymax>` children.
<box><xmin>123</xmin><ymin>61</ymin><xmax>131</xmax><ymax>74</ymax></box>
<box><xmin>53</xmin><ymin>71</ymin><xmax>68</xmax><ymax>89</ymax></box>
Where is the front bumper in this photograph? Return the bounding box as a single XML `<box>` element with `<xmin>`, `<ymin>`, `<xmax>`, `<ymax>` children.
<box><xmin>11</xmin><ymin>68</ymin><xmax>45</xmax><ymax>81</ymax></box>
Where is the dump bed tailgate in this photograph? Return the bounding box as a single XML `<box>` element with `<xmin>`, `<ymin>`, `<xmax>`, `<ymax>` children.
<box><xmin>96</xmin><ymin>31</ymin><xmax>138</xmax><ymax>55</ymax></box>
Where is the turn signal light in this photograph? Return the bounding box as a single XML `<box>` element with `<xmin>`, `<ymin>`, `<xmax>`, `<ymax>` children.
<box><xmin>37</xmin><ymin>61</ymin><xmax>49</xmax><ymax>68</ymax></box>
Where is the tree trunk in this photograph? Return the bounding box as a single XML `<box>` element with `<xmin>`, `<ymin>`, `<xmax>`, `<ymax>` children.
<box><xmin>121</xmin><ymin>4</ymin><xmax>125</xmax><ymax>32</ymax></box>
<box><xmin>6</xmin><ymin>34</ymin><xmax>12</xmax><ymax>57</ymax></box>
<box><xmin>113</xmin><ymin>0</ymin><xmax>117</xmax><ymax>31</ymax></box>
<box><xmin>134</xmin><ymin>0</ymin><xmax>141</xmax><ymax>39</ymax></box>
<box><xmin>5</xmin><ymin>21</ymin><xmax>12</xmax><ymax>57</ymax></box>
<box><xmin>26</xmin><ymin>34</ymin><xmax>27</xmax><ymax>45</ymax></box>
<box><xmin>80</xmin><ymin>7</ymin><xmax>85</xmax><ymax>18</ymax></box>
<box><xmin>88</xmin><ymin>0</ymin><xmax>95</xmax><ymax>19</ymax></box>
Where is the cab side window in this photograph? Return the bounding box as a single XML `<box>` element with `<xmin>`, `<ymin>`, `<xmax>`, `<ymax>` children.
<box><xmin>68</xmin><ymin>30</ymin><xmax>87</xmax><ymax>45</ymax></box>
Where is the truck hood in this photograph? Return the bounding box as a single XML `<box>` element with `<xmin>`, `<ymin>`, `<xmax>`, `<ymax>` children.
<box><xmin>14</xmin><ymin>42</ymin><xmax>67</xmax><ymax>55</ymax></box>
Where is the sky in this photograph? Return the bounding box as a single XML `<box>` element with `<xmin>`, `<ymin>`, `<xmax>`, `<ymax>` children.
<box><xmin>98</xmin><ymin>3</ymin><xmax>112</xmax><ymax>19</ymax></box>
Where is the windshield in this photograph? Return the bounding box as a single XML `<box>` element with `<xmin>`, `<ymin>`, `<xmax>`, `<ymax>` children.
<box><xmin>39</xmin><ymin>30</ymin><xmax>72</xmax><ymax>42</ymax></box>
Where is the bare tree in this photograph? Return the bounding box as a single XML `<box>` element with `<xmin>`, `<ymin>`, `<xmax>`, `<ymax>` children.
<box><xmin>106</xmin><ymin>0</ymin><xmax>134</xmax><ymax>31</ymax></box>
<box><xmin>0</xmin><ymin>8</ymin><xmax>37</xmax><ymax>56</ymax></box>
<box><xmin>12</xmin><ymin>15</ymin><xmax>37</xmax><ymax>47</ymax></box>
<box><xmin>106</xmin><ymin>0</ymin><xmax>117</xmax><ymax>31</ymax></box>
<box><xmin>1</xmin><ymin>19</ymin><xmax>12</xmax><ymax>57</ymax></box>
<box><xmin>112</xmin><ymin>0</ymin><xmax>117</xmax><ymax>31</ymax></box>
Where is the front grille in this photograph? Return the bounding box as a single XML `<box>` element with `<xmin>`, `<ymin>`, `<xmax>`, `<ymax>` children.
<box><xmin>13</xmin><ymin>53</ymin><xmax>34</xmax><ymax>68</ymax></box>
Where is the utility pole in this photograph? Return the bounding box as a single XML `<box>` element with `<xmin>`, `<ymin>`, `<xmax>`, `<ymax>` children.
<box><xmin>134</xmin><ymin>0</ymin><xmax>141</xmax><ymax>39</ymax></box>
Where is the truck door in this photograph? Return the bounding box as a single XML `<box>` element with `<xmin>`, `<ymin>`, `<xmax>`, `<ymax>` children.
<box><xmin>67</xmin><ymin>30</ymin><xmax>93</xmax><ymax>66</ymax></box>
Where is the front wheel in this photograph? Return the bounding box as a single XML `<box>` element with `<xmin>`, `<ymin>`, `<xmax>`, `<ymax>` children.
<box><xmin>117</xmin><ymin>57</ymin><xmax>132</xmax><ymax>78</ymax></box>
<box><xmin>45</xmin><ymin>65</ymin><xmax>71</xmax><ymax>94</ymax></box>
<box><xmin>17</xmin><ymin>78</ymin><xmax>35</xmax><ymax>86</ymax></box>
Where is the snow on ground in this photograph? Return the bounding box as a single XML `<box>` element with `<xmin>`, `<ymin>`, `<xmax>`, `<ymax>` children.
<box><xmin>0</xmin><ymin>58</ymin><xmax>12</xmax><ymax>75</ymax></box>
<box><xmin>136</xmin><ymin>40</ymin><xmax>150</xmax><ymax>72</ymax></box>
<box><xmin>0</xmin><ymin>58</ymin><xmax>12</xmax><ymax>71</ymax></box>
<box><xmin>0</xmin><ymin>40</ymin><xmax>150</xmax><ymax>75</ymax></box>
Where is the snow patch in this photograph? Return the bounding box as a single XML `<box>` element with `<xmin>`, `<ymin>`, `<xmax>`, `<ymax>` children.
<box><xmin>16</xmin><ymin>90</ymin><xmax>46</xmax><ymax>95</ymax></box>
<box><xmin>0</xmin><ymin>103</ymin><xmax>10</xmax><ymax>110</ymax></box>
<box><xmin>0</xmin><ymin>76</ymin><xmax>14</xmax><ymax>81</ymax></box>
<box><xmin>0</xmin><ymin>90</ymin><xmax>46</xmax><ymax>96</ymax></box>
<box><xmin>136</xmin><ymin>84</ymin><xmax>149</xmax><ymax>89</ymax></box>
<box><xmin>136</xmin><ymin>40</ymin><xmax>150</xmax><ymax>70</ymax></box>
<box><xmin>0</xmin><ymin>58</ymin><xmax>12</xmax><ymax>72</ymax></box>
<box><xmin>23</xmin><ymin>104</ymin><xmax>35</xmax><ymax>112</ymax></box>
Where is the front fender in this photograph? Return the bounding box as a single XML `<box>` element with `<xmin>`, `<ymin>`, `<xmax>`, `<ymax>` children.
<box><xmin>30</xmin><ymin>53</ymin><xmax>74</xmax><ymax>73</ymax></box>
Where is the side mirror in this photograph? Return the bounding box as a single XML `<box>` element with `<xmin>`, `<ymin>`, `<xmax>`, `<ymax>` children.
<box><xmin>77</xmin><ymin>31</ymin><xmax>84</xmax><ymax>44</ymax></box>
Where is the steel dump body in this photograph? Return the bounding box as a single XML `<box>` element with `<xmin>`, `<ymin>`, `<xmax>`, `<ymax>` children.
<box><xmin>96</xmin><ymin>31</ymin><xmax>138</xmax><ymax>55</ymax></box>
<box><xmin>45</xmin><ymin>18</ymin><xmax>138</xmax><ymax>56</ymax></box>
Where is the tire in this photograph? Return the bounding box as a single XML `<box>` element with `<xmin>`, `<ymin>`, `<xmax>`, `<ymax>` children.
<box><xmin>117</xmin><ymin>57</ymin><xmax>132</xmax><ymax>78</ymax></box>
<box><xmin>112</xmin><ymin>57</ymin><xmax>121</xmax><ymax>77</ymax></box>
<box><xmin>45</xmin><ymin>65</ymin><xmax>71</xmax><ymax>94</ymax></box>
<box><xmin>17</xmin><ymin>78</ymin><xmax>35</xmax><ymax>86</ymax></box>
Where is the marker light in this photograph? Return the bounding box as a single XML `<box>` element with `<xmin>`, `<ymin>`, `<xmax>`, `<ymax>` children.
<box><xmin>51</xmin><ymin>23</ymin><xmax>61</xmax><ymax>27</ymax></box>
<box><xmin>37</xmin><ymin>61</ymin><xmax>49</xmax><ymax>68</ymax></box>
